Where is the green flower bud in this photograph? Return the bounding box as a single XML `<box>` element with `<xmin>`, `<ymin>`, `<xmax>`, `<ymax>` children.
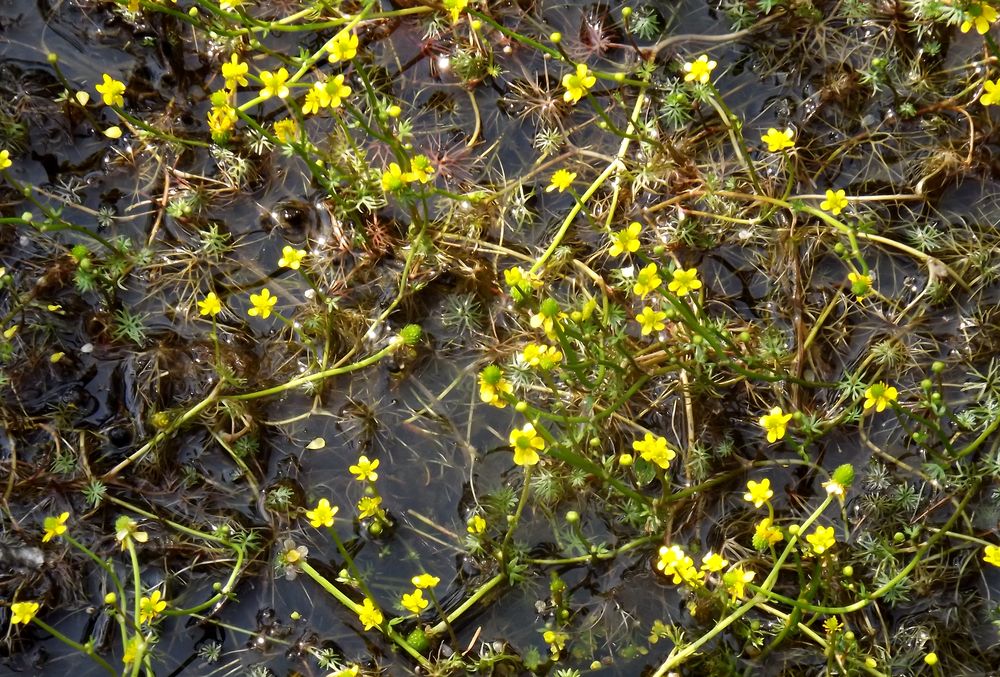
<box><xmin>831</xmin><ymin>464</ymin><xmax>855</xmax><ymax>489</ymax></box>
<box><xmin>400</xmin><ymin>324</ymin><xmax>422</xmax><ymax>345</ymax></box>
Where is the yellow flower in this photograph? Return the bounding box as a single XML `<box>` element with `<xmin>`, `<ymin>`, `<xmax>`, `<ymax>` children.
<box><xmin>303</xmin><ymin>83</ymin><xmax>331</xmax><ymax>114</ymax></box>
<box><xmin>405</xmin><ymin>154</ymin><xmax>434</xmax><ymax>183</ymax></box>
<box><xmin>822</xmin><ymin>479</ymin><xmax>846</xmax><ymax>498</ymax></box>
<box><xmin>631</xmin><ymin>432</ymin><xmax>676</xmax><ymax>469</ymax></box>
<box><xmin>357</xmin><ymin>495</ymin><xmax>383</xmax><ymax>520</ymax></box>
<box><xmin>356</xmin><ymin>597</ymin><xmax>383</xmax><ymax>630</ymax></box>
<box><xmin>759</xmin><ymin>406</ymin><xmax>792</xmax><ymax>443</ymax></box>
<box><xmin>139</xmin><ymin>589</ymin><xmax>167</xmax><ymax>625</ymax></box>
<box><xmin>820</xmin><ymin>189</ymin><xmax>848</xmax><ymax>215</ymax></box>
<box><xmin>823</xmin><ymin>617</ymin><xmax>843</xmax><ymax>635</ymax></box>
<box><xmin>443</xmin><ymin>0</ymin><xmax>469</xmax><ymax>23</ymax></box>
<box><xmin>248</xmin><ymin>288</ymin><xmax>277</xmax><ymax>319</ymax></box>
<box><xmin>381</xmin><ymin>162</ymin><xmax>407</xmax><ymax>192</ymax></box>
<box><xmin>329</xmin><ymin>30</ymin><xmax>359</xmax><ymax>63</ymax></box>
<box><xmin>220</xmin><ymin>0</ymin><xmax>244</xmax><ymax>10</ymax></box>
<box><xmin>401</xmin><ymin>589</ymin><xmax>428</xmax><ymax>614</ymax></box>
<box><xmin>655</xmin><ymin>545</ymin><xmax>705</xmax><ymax>587</ymax></box>
<box><xmin>0</xmin><ymin>149</ymin><xmax>12</xmax><ymax>170</ymax></box>
<box><xmin>325</xmin><ymin>74</ymin><xmax>352</xmax><ymax>108</ymax></box>
<box><xmin>509</xmin><ymin>422</ymin><xmax>545</xmax><ymax>466</ymax></box>
<box><xmin>562</xmin><ymin>63</ymin><xmax>597</xmax><ymax>103</ymax></box>
<box><xmin>479</xmin><ymin>366</ymin><xmax>513</xmax><ymax>408</ymax></box>
<box><xmin>744</xmin><ymin>478</ymin><xmax>774</xmax><ymax>508</ymax></box>
<box><xmin>984</xmin><ymin>545</ymin><xmax>1000</xmax><ymax>567</ymax></box>
<box><xmin>961</xmin><ymin>2</ymin><xmax>998</xmax><ymax>34</ymax></box>
<box><xmin>278</xmin><ymin>245</ymin><xmax>306</xmax><ymax>270</ymax></box>
<box><xmin>305</xmin><ymin>498</ymin><xmax>338</xmax><ymax>528</ymax></box>
<box><xmin>349</xmin><ymin>455</ymin><xmax>380</xmax><ymax>482</ymax></box>
<box><xmin>982</xmin><ymin>79</ymin><xmax>1000</xmax><ymax>106</ymax></box>
<box><xmin>609</xmin><ymin>221</ymin><xmax>641</xmax><ymax>257</ymax></box>
<box><xmin>761</xmin><ymin>127</ymin><xmax>795</xmax><ymax>152</ymax></box>
<box><xmin>273</xmin><ymin>118</ymin><xmax>299</xmax><ymax>143</ymax></box>
<box><xmin>806</xmin><ymin>525</ymin><xmax>836</xmax><ymax>555</ymax></box>
<box><xmin>667</xmin><ymin>267</ymin><xmax>702</xmax><ymax>297</ymax></box>
<box><xmin>42</xmin><ymin>511</ymin><xmax>70</xmax><ymax>542</ymax></box>
<box><xmin>847</xmin><ymin>271</ymin><xmax>872</xmax><ymax>302</ymax></box>
<box><xmin>330</xmin><ymin>666</ymin><xmax>360</xmax><ymax>677</ymax></box>
<box><xmin>863</xmin><ymin>382</ymin><xmax>898</xmax><ymax>412</ymax></box>
<box><xmin>635</xmin><ymin>307</ymin><xmax>666</xmax><ymax>336</ymax></box>
<box><xmin>95</xmin><ymin>74</ymin><xmax>126</xmax><ymax>107</ymax></box>
<box><xmin>723</xmin><ymin>567</ymin><xmax>755</xmax><ymax>600</ymax></box>
<box><xmin>683</xmin><ymin>54</ymin><xmax>717</xmax><ymax>84</ymax></box>
<box><xmin>196</xmin><ymin>292</ymin><xmax>222</xmax><ymax>317</ymax></box>
<box><xmin>543</xmin><ymin>629</ymin><xmax>568</xmax><ymax>655</ymax></box>
<box><xmin>522</xmin><ymin>343</ymin><xmax>562</xmax><ymax>369</ymax></box>
<box><xmin>700</xmin><ymin>551</ymin><xmax>728</xmax><ymax>572</ymax></box>
<box><xmin>259</xmin><ymin>68</ymin><xmax>290</xmax><ymax>99</ymax></box>
<box><xmin>467</xmin><ymin>514</ymin><xmax>486</xmax><ymax>534</ymax></box>
<box><xmin>207</xmin><ymin>104</ymin><xmax>238</xmax><ymax>136</ymax></box>
<box><xmin>546</xmin><ymin>168</ymin><xmax>576</xmax><ymax>192</ymax></box>
<box><xmin>504</xmin><ymin>266</ymin><xmax>542</xmax><ymax>297</ymax></box>
<box><xmin>412</xmin><ymin>573</ymin><xmax>440</xmax><ymax>589</ymax></box>
<box><xmin>632</xmin><ymin>263</ymin><xmax>662</xmax><ymax>298</ymax></box>
<box><xmin>221</xmin><ymin>54</ymin><xmax>249</xmax><ymax>90</ymax></box>
<box><xmin>114</xmin><ymin>516</ymin><xmax>148</xmax><ymax>550</ymax></box>
<box><xmin>530</xmin><ymin>298</ymin><xmax>561</xmax><ymax>337</ymax></box>
<box><xmin>10</xmin><ymin>601</ymin><xmax>40</xmax><ymax>625</ymax></box>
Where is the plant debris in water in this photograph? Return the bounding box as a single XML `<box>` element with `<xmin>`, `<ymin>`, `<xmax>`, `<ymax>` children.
<box><xmin>3</xmin><ymin>0</ymin><xmax>1000</xmax><ymax>675</ymax></box>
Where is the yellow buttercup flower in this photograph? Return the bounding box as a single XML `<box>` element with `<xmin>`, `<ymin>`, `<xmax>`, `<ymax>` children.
<box><xmin>700</xmin><ymin>551</ymin><xmax>728</xmax><ymax>573</ymax></box>
<box><xmin>303</xmin><ymin>83</ymin><xmax>331</xmax><ymax>114</ymax></box>
<box><xmin>325</xmin><ymin>74</ymin><xmax>352</xmax><ymax>108</ymax></box>
<box><xmin>405</xmin><ymin>154</ymin><xmax>434</xmax><ymax>183</ymax></box>
<box><xmin>401</xmin><ymin>588</ymin><xmax>428</xmax><ymax>614</ymax></box>
<box><xmin>381</xmin><ymin>162</ymin><xmax>407</xmax><ymax>192</ymax></box>
<box><xmin>754</xmin><ymin>517</ymin><xmax>784</xmax><ymax>547</ymax></box>
<box><xmin>467</xmin><ymin>514</ymin><xmax>486</xmax><ymax>534</ymax></box>
<box><xmin>199</xmin><ymin>292</ymin><xmax>223</xmax><ymax>318</ymax></box>
<box><xmin>443</xmin><ymin>0</ymin><xmax>469</xmax><ymax>23</ymax></box>
<box><xmin>305</xmin><ymin>498</ymin><xmax>338</xmax><ymax>528</ymax></box>
<box><xmin>668</xmin><ymin>268</ymin><xmax>702</xmax><ymax>297</ymax></box>
<box><xmin>259</xmin><ymin>68</ymin><xmax>290</xmax><ymax>99</ymax></box>
<box><xmin>479</xmin><ymin>365</ymin><xmax>513</xmax><ymax>408</ymax></box>
<box><xmin>761</xmin><ymin>127</ymin><xmax>795</xmax><ymax>152</ymax></box>
<box><xmin>984</xmin><ymin>544</ymin><xmax>1000</xmax><ymax>567</ymax></box>
<box><xmin>847</xmin><ymin>271</ymin><xmax>872</xmax><ymax>302</ymax></box>
<box><xmin>961</xmin><ymin>2</ymin><xmax>998</xmax><ymax>34</ymax></box>
<box><xmin>357</xmin><ymin>495</ymin><xmax>383</xmax><ymax>520</ymax></box>
<box><xmin>349</xmin><ymin>455</ymin><xmax>380</xmax><ymax>482</ymax></box>
<box><xmin>273</xmin><ymin>118</ymin><xmax>299</xmax><ymax>144</ymax></box>
<box><xmin>806</xmin><ymin>525</ymin><xmax>836</xmax><ymax>555</ymax></box>
<box><xmin>0</xmin><ymin>149</ymin><xmax>12</xmax><ymax>170</ymax></box>
<box><xmin>278</xmin><ymin>245</ymin><xmax>306</xmax><ymax>270</ymax></box>
<box><xmin>982</xmin><ymin>79</ymin><xmax>1000</xmax><ymax>106</ymax></box>
<box><xmin>631</xmin><ymin>432</ymin><xmax>676</xmax><ymax>469</ymax></box>
<box><xmin>114</xmin><ymin>516</ymin><xmax>149</xmax><ymax>550</ymax></box>
<box><xmin>609</xmin><ymin>221</ymin><xmax>641</xmax><ymax>257</ymax></box>
<box><xmin>411</xmin><ymin>573</ymin><xmax>440</xmax><ymax>589</ymax></box>
<box><xmin>207</xmin><ymin>104</ymin><xmax>238</xmax><ymax>136</ymax></box>
<box><xmin>139</xmin><ymin>590</ymin><xmax>167</xmax><ymax>625</ymax></box>
<box><xmin>357</xmin><ymin>597</ymin><xmax>383</xmax><ymax>630</ymax></box>
<box><xmin>509</xmin><ymin>422</ymin><xmax>545</xmax><ymax>466</ymax></box>
<box><xmin>522</xmin><ymin>343</ymin><xmax>562</xmax><ymax>369</ymax></box>
<box><xmin>42</xmin><ymin>511</ymin><xmax>70</xmax><ymax>542</ymax></box>
<box><xmin>10</xmin><ymin>601</ymin><xmax>40</xmax><ymax>625</ymax></box>
<box><xmin>723</xmin><ymin>567</ymin><xmax>755</xmax><ymax>599</ymax></box>
<box><xmin>759</xmin><ymin>406</ymin><xmax>792</xmax><ymax>443</ymax></box>
<box><xmin>632</xmin><ymin>263</ymin><xmax>662</xmax><ymax>298</ymax></box>
<box><xmin>329</xmin><ymin>30</ymin><xmax>359</xmax><ymax>63</ymax></box>
<box><xmin>635</xmin><ymin>307</ymin><xmax>666</xmax><ymax>336</ymax></box>
<box><xmin>656</xmin><ymin>545</ymin><xmax>705</xmax><ymax>587</ymax></box>
<box><xmin>744</xmin><ymin>478</ymin><xmax>774</xmax><ymax>508</ymax></box>
<box><xmin>562</xmin><ymin>63</ymin><xmax>596</xmax><ymax>103</ymax></box>
<box><xmin>863</xmin><ymin>382</ymin><xmax>898</xmax><ymax>412</ymax></box>
<box><xmin>248</xmin><ymin>288</ymin><xmax>277</xmax><ymax>319</ymax></box>
<box><xmin>95</xmin><ymin>74</ymin><xmax>126</xmax><ymax>107</ymax></box>
<box><xmin>221</xmin><ymin>54</ymin><xmax>249</xmax><ymax>90</ymax></box>
<box><xmin>683</xmin><ymin>54</ymin><xmax>717</xmax><ymax>84</ymax></box>
<box><xmin>546</xmin><ymin>168</ymin><xmax>576</xmax><ymax>192</ymax></box>
<box><xmin>820</xmin><ymin>189</ymin><xmax>848</xmax><ymax>215</ymax></box>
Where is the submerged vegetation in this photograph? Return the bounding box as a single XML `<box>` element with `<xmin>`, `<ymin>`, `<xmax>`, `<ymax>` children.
<box><xmin>4</xmin><ymin>0</ymin><xmax>1000</xmax><ymax>675</ymax></box>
